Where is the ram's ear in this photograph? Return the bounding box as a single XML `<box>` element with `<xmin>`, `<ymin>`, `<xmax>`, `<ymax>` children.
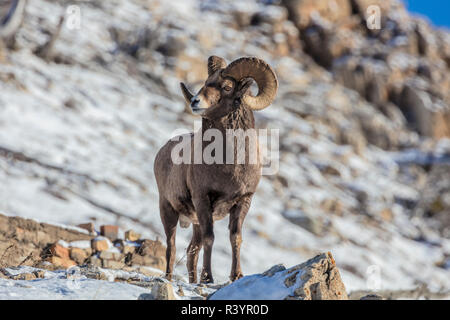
<box><xmin>180</xmin><ymin>82</ymin><xmax>193</xmax><ymax>105</ymax></box>
<box><xmin>237</xmin><ymin>78</ymin><xmax>254</xmax><ymax>97</ymax></box>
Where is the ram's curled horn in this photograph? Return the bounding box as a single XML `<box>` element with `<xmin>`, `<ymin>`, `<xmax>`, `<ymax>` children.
<box><xmin>180</xmin><ymin>82</ymin><xmax>194</xmax><ymax>105</ymax></box>
<box><xmin>222</xmin><ymin>57</ymin><xmax>278</xmax><ymax>110</ymax></box>
<box><xmin>207</xmin><ymin>55</ymin><xmax>227</xmax><ymax>76</ymax></box>
<box><xmin>0</xmin><ymin>0</ymin><xmax>27</xmax><ymax>38</ymax></box>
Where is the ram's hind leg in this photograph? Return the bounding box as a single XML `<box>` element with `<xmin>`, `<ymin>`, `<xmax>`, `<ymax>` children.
<box><xmin>187</xmin><ymin>224</ymin><xmax>202</xmax><ymax>283</ymax></box>
<box><xmin>160</xmin><ymin>198</ymin><xmax>179</xmax><ymax>281</ymax></box>
<box><xmin>193</xmin><ymin>195</ymin><xmax>215</xmax><ymax>283</ymax></box>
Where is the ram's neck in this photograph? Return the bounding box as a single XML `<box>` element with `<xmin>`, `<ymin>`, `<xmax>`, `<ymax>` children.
<box><xmin>199</xmin><ymin>105</ymin><xmax>260</xmax><ymax>166</ymax></box>
<box><xmin>202</xmin><ymin>105</ymin><xmax>255</xmax><ymax>133</ymax></box>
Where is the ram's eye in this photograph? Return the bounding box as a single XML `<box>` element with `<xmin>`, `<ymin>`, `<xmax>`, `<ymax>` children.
<box><xmin>223</xmin><ymin>86</ymin><xmax>232</xmax><ymax>92</ymax></box>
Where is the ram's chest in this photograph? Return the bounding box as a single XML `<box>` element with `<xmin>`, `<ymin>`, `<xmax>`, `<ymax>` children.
<box><xmin>181</xmin><ymin>163</ymin><xmax>261</xmax><ymax>225</ymax></box>
<box><xmin>196</xmin><ymin>163</ymin><xmax>261</xmax><ymax>191</ymax></box>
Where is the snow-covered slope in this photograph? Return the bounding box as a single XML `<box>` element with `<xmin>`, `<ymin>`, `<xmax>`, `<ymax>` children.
<box><xmin>0</xmin><ymin>0</ymin><xmax>449</xmax><ymax>294</ymax></box>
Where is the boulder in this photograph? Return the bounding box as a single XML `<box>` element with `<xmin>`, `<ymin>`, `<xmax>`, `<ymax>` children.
<box><xmin>49</xmin><ymin>243</ymin><xmax>70</xmax><ymax>259</ymax></box>
<box><xmin>138</xmin><ymin>279</ymin><xmax>176</xmax><ymax>300</ymax></box>
<box><xmin>124</xmin><ymin>230</ymin><xmax>141</xmax><ymax>242</ymax></box>
<box><xmin>281</xmin><ymin>0</ymin><xmax>352</xmax><ymax>29</ymax></box>
<box><xmin>137</xmin><ymin>239</ymin><xmax>166</xmax><ymax>258</ymax></box>
<box><xmin>209</xmin><ymin>252</ymin><xmax>348</xmax><ymax>300</ymax></box>
<box><xmin>76</xmin><ymin>223</ymin><xmax>95</xmax><ymax>234</ymax></box>
<box><xmin>91</xmin><ymin>238</ymin><xmax>111</xmax><ymax>252</ymax></box>
<box><xmin>281</xmin><ymin>210</ymin><xmax>327</xmax><ymax>236</ymax></box>
<box><xmin>99</xmin><ymin>225</ymin><xmax>118</xmax><ymax>240</ymax></box>
<box><xmin>46</xmin><ymin>256</ymin><xmax>77</xmax><ymax>269</ymax></box>
<box><xmin>70</xmin><ymin>247</ymin><xmax>89</xmax><ymax>265</ymax></box>
<box><xmin>129</xmin><ymin>254</ymin><xmax>166</xmax><ymax>271</ymax></box>
<box><xmin>399</xmin><ymin>83</ymin><xmax>450</xmax><ymax>138</ymax></box>
<box><xmin>285</xmin><ymin>252</ymin><xmax>348</xmax><ymax>300</ymax></box>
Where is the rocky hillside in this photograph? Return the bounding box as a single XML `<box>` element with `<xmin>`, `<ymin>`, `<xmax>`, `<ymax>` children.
<box><xmin>0</xmin><ymin>214</ymin><xmax>446</xmax><ymax>300</ymax></box>
<box><xmin>0</xmin><ymin>0</ymin><xmax>449</xmax><ymax>295</ymax></box>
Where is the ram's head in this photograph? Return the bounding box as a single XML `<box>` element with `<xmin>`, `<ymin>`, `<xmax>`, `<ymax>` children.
<box><xmin>180</xmin><ymin>56</ymin><xmax>278</xmax><ymax>119</ymax></box>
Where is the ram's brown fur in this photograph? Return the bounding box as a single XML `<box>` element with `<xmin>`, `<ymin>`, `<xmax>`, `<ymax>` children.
<box><xmin>154</xmin><ymin>56</ymin><xmax>277</xmax><ymax>283</ymax></box>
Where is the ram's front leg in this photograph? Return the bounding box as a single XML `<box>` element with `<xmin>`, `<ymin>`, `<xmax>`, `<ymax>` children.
<box><xmin>194</xmin><ymin>195</ymin><xmax>215</xmax><ymax>283</ymax></box>
<box><xmin>187</xmin><ymin>224</ymin><xmax>202</xmax><ymax>283</ymax></box>
<box><xmin>228</xmin><ymin>196</ymin><xmax>251</xmax><ymax>281</ymax></box>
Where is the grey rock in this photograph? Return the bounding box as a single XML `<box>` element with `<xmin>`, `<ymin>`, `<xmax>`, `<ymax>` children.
<box><xmin>360</xmin><ymin>294</ymin><xmax>384</xmax><ymax>300</ymax></box>
<box><xmin>210</xmin><ymin>252</ymin><xmax>348</xmax><ymax>300</ymax></box>
<box><xmin>151</xmin><ymin>281</ymin><xmax>176</xmax><ymax>300</ymax></box>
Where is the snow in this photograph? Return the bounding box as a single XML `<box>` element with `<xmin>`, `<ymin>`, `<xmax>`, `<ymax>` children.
<box><xmin>210</xmin><ymin>268</ymin><xmax>301</xmax><ymax>300</ymax></box>
<box><xmin>0</xmin><ymin>277</ymin><xmax>149</xmax><ymax>300</ymax></box>
<box><xmin>0</xmin><ymin>266</ymin><xmax>206</xmax><ymax>300</ymax></box>
<box><xmin>69</xmin><ymin>240</ymin><xmax>92</xmax><ymax>249</ymax></box>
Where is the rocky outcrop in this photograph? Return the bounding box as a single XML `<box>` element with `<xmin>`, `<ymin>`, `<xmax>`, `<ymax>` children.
<box><xmin>279</xmin><ymin>0</ymin><xmax>450</xmax><ymax>140</ymax></box>
<box><xmin>284</xmin><ymin>252</ymin><xmax>348</xmax><ymax>300</ymax></box>
<box><xmin>209</xmin><ymin>252</ymin><xmax>348</xmax><ymax>300</ymax></box>
<box><xmin>0</xmin><ymin>213</ymin><xmax>93</xmax><ymax>268</ymax></box>
<box><xmin>138</xmin><ymin>279</ymin><xmax>177</xmax><ymax>300</ymax></box>
<box><xmin>0</xmin><ymin>213</ymin><xmax>166</xmax><ymax>272</ymax></box>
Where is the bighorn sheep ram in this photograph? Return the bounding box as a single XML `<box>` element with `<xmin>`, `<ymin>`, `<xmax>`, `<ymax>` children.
<box><xmin>154</xmin><ymin>56</ymin><xmax>278</xmax><ymax>283</ymax></box>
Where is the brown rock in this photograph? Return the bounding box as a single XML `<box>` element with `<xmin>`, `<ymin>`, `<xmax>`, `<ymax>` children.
<box><xmin>14</xmin><ymin>227</ymin><xmax>25</xmax><ymax>242</ymax></box>
<box><xmin>33</xmin><ymin>270</ymin><xmax>46</xmax><ymax>278</ymax></box>
<box><xmin>399</xmin><ymin>84</ymin><xmax>450</xmax><ymax>138</ymax></box>
<box><xmin>50</xmin><ymin>243</ymin><xmax>70</xmax><ymax>259</ymax></box>
<box><xmin>380</xmin><ymin>208</ymin><xmax>393</xmax><ymax>222</ymax></box>
<box><xmin>0</xmin><ymin>241</ymin><xmax>40</xmax><ymax>268</ymax></box>
<box><xmin>210</xmin><ymin>252</ymin><xmax>348</xmax><ymax>300</ymax></box>
<box><xmin>77</xmin><ymin>223</ymin><xmax>95</xmax><ymax>234</ymax></box>
<box><xmin>87</xmin><ymin>256</ymin><xmax>102</xmax><ymax>267</ymax></box>
<box><xmin>70</xmin><ymin>247</ymin><xmax>88</xmax><ymax>264</ymax></box>
<box><xmin>80</xmin><ymin>266</ymin><xmax>108</xmax><ymax>280</ymax></box>
<box><xmin>12</xmin><ymin>273</ymin><xmax>36</xmax><ymax>280</ymax></box>
<box><xmin>0</xmin><ymin>213</ymin><xmax>94</xmax><ymax>268</ymax></box>
<box><xmin>33</xmin><ymin>261</ymin><xmax>58</xmax><ymax>271</ymax></box>
<box><xmin>194</xmin><ymin>286</ymin><xmax>208</xmax><ymax>297</ymax></box>
<box><xmin>100</xmin><ymin>225</ymin><xmax>119</xmax><ymax>240</ymax></box>
<box><xmin>91</xmin><ymin>239</ymin><xmax>109</xmax><ymax>252</ymax></box>
<box><xmin>151</xmin><ymin>282</ymin><xmax>176</xmax><ymax>300</ymax></box>
<box><xmin>285</xmin><ymin>252</ymin><xmax>348</xmax><ymax>300</ymax></box>
<box><xmin>177</xmin><ymin>285</ymin><xmax>185</xmax><ymax>297</ymax></box>
<box><xmin>46</xmin><ymin>256</ymin><xmax>77</xmax><ymax>269</ymax></box>
<box><xmin>281</xmin><ymin>0</ymin><xmax>352</xmax><ymax>29</ymax></box>
<box><xmin>99</xmin><ymin>251</ymin><xmax>123</xmax><ymax>262</ymax></box>
<box><xmin>130</xmin><ymin>254</ymin><xmax>166</xmax><ymax>271</ymax></box>
<box><xmin>123</xmin><ymin>245</ymin><xmax>136</xmax><ymax>255</ymax></box>
<box><xmin>137</xmin><ymin>239</ymin><xmax>166</xmax><ymax>258</ymax></box>
<box><xmin>102</xmin><ymin>259</ymin><xmax>125</xmax><ymax>269</ymax></box>
<box><xmin>133</xmin><ymin>266</ymin><xmax>164</xmax><ymax>277</ymax></box>
<box><xmin>36</xmin><ymin>231</ymin><xmax>52</xmax><ymax>246</ymax></box>
<box><xmin>124</xmin><ymin>230</ymin><xmax>141</xmax><ymax>242</ymax></box>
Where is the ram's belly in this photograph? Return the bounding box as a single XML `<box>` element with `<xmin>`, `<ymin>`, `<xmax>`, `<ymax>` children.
<box><xmin>212</xmin><ymin>200</ymin><xmax>233</xmax><ymax>221</ymax></box>
<box><xmin>179</xmin><ymin>199</ymin><xmax>233</xmax><ymax>226</ymax></box>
